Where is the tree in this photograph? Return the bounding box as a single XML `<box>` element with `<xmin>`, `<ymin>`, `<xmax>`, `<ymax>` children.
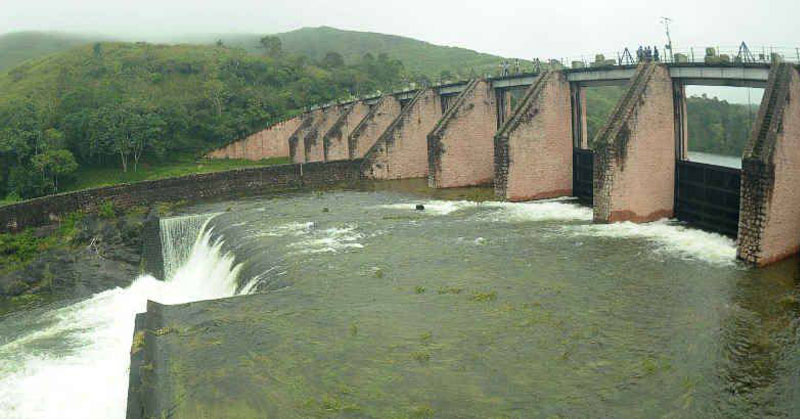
<box><xmin>322</xmin><ymin>51</ymin><xmax>344</xmax><ymax>68</ymax></box>
<box><xmin>31</xmin><ymin>149</ymin><xmax>78</xmax><ymax>193</ymax></box>
<box><xmin>259</xmin><ymin>36</ymin><xmax>282</xmax><ymax>57</ymax></box>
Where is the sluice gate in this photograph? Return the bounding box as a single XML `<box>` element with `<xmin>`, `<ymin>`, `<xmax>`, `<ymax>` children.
<box><xmin>573</xmin><ymin>148</ymin><xmax>594</xmax><ymax>205</ymax></box>
<box><xmin>674</xmin><ymin>160</ymin><xmax>741</xmax><ymax>237</ymax></box>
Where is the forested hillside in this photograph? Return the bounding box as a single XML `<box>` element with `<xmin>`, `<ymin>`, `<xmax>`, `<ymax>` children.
<box><xmin>0</xmin><ymin>41</ymin><xmax>405</xmax><ymax>200</ymax></box>
<box><xmin>0</xmin><ymin>27</ymin><xmax>511</xmax><ymax>81</ymax></box>
<box><xmin>0</xmin><ymin>32</ymin><xmax>106</xmax><ymax>71</ymax></box>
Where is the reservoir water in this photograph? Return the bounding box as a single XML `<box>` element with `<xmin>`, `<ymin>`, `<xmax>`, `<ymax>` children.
<box><xmin>1</xmin><ymin>181</ymin><xmax>798</xmax><ymax>417</ymax></box>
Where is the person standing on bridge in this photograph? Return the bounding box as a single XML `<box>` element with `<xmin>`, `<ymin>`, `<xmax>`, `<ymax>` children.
<box><xmin>637</xmin><ymin>46</ymin><xmax>644</xmax><ymax>62</ymax></box>
<box><xmin>654</xmin><ymin>46</ymin><xmax>660</xmax><ymax>61</ymax></box>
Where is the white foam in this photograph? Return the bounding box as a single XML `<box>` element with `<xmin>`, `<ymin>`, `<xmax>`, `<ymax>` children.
<box><xmin>287</xmin><ymin>225</ymin><xmax>364</xmax><ymax>255</ymax></box>
<box><xmin>0</xmin><ymin>219</ymin><xmax>246</xmax><ymax>419</ymax></box>
<box><xmin>478</xmin><ymin>199</ymin><xmax>593</xmax><ymax>223</ymax></box>
<box><xmin>565</xmin><ymin>219</ymin><xmax>738</xmax><ymax>266</ymax></box>
<box><xmin>377</xmin><ymin>200</ymin><xmax>477</xmax><ymax>216</ymax></box>
<box><xmin>378</xmin><ymin>198</ymin><xmax>592</xmax><ymax>222</ymax></box>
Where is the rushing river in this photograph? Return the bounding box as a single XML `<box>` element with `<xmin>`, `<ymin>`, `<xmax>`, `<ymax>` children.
<box><xmin>1</xmin><ymin>181</ymin><xmax>799</xmax><ymax>417</ymax></box>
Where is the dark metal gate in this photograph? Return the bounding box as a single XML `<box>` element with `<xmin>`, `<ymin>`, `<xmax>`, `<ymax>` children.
<box><xmin>675</xmin><ymin>160</ymin><xmax>741</xmax><ymax>237</ymax></box>
<box><xmin>573</xmin><ymin>148</ymin><xmax>593</xmax><ymax>205</ymax></box>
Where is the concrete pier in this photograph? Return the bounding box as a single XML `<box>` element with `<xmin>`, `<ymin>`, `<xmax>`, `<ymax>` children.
<box><xmin>363</xmin><ymin>88</ymin><xmax>442</xmax><ymax>180</ymax></box>
<box><xmin>494</xmin><ymin>71</ymin><xmax>573</xmax><ymax>201</ymax></box>
<box><xmin>738</xmin><ymin>64</ymin><xmax>800</xmax><ymax>266</ymax></box>
<box><xmin>592</xmin><ymin>63</ymin><xmax>676</xmax><ymax>223</ymax></box>
<box><xmin>348</xmin><ymin>95</ymin><xmax>403</xmax><ymax>159</ymax></box>
<box><xmin>427</xmin><ymin>79</ymin><xmax>498</xmax><ymax>188</ymax></box>
<box><xmin>324</xmin><ymin>101</ymin><xmax>370</xmax><ymax>162</ymax></box>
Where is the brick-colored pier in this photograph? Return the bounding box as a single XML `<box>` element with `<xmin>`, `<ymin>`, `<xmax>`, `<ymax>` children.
<box><xmin>592</xmin><ymin>63</ymin><xmax>676</xmax><ymax>223</ymax></box>
<box><xmin>427</xmin><ymin>79</ymin><xmax>498</xmax><ymax>188</ymax></box>
<box><xmin>494</xmin><ymin>71</ymin><xmax>573</xmax><ymax>201</ymax></box>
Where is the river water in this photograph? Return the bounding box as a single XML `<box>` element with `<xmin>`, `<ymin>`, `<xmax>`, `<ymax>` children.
<box><xmin>1</xmin><ymin>181</ymin><xmax>798</xmax><ymax>417</ymax></box>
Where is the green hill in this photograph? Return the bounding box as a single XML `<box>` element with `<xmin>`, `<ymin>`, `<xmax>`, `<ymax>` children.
<box><xmin>276</xmin><ymin>27</ymin><xmax>507</xmax><ymax>78</ymax></box>
<box><xmin>0</xmin><ymin>27</ymin><xmax>512</xmax><ymax>80</ymax></box>
<box><xmin>0</xmin><ymin>31</ymin><xmax>107</xmax><ymax>71</ymax></box>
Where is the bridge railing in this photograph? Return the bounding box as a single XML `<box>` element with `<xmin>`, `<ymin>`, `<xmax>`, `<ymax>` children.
<box><xmin>551</xmin><ymin>45</ymin><xmax>800</xmax><ymax>70</ymax></box>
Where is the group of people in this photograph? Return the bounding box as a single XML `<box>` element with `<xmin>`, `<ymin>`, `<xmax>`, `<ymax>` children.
<box><xmin>637</xmin><ymin>45</ymin><xmax>661</xmax><ymax>62</ymax></box>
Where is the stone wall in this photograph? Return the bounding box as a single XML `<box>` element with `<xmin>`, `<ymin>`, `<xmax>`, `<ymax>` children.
<box><xmin>427</xmin><ymin>79</ymin><xmax>498</xmax><ymax>188</ymax></box>
<box><xmin>304</xmin><ymin>105</ymin><xmax>345</xmax><ymax>163</ymax></box>
<box><xmin>289</xmin><ymin>110</ymin><xmax>320</xmax><ymax>164</ymax></box>
<box><xmin>738</xmin><ymin>64</ymin><xmax>800</xmax><ymax>266</ymax></box>
<box><xmin>593</xmin><ymin>63</ymin><xmax>676</xmax><ymax>223</ymax></box>
<box><xmin>494</xmin><ymin>71</ymin><xmax>573</xmax><ymax>201</ymax></box>
<box><xmin>348</xmin><ymin>95</ymin><xmax>403</xmax><ymax>159</ymax></box>
<box><xmin>324</xmin><ymin>101</ymin><xmax>370</xmax><ymax>162</ymax></box>
<box><xmin>0</xmin><ymin>161</ymin><xmax>362</xmax><ymax>234</ymax></box>
<box><xmin>205</xmin><ymin>116</ymin><xmax>301</xmax><ymax>161</ymax></box>
<box><xmin>362</xmin><ymin>89</ymin><xmax>442</xmax><ymax>180</ymax></box>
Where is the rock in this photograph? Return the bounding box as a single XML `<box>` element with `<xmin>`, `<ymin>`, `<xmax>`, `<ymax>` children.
<box><xmin>415</xmin><ymin>204</ymin><xmax>425</xmax><ymax>211</ymax></box>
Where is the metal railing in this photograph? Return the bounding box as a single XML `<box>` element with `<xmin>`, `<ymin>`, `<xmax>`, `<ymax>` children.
<box><xmin>541</xmin><ymin>43</ymin><xmax>799</xmax><ymax>71</ymax></box>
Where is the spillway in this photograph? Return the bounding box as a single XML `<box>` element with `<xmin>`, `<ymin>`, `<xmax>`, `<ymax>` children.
<box><xmin>2</xmin><ymin>184</ymin><xmax>799</xmax><ymax>418</ymax></box>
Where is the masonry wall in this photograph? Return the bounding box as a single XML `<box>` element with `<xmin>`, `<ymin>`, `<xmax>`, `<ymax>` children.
<box><xmin>363</xmin><ymin>89</ymin><xmax>442</xmax><ymax>180</ymax></box>
<box><xmin>205</xmin><ymin>116</ymin><xmax>301</xmax><ymax>160</ymax></box>
<box><xmin>324</xmin><ymin>101</ymin><xmax>370</xmax><ymax>162</ymax></box>
<box><xmin>0</xmin><ymin>161</ymin><xmax>362</xmax><ymax>233</ymax></box>
<box><xmin>738</xmin><ymin>64</ymin><xmax>800</xmax><ymax>266</ymax></box>
<box><xmin>495</xmin><ymin>72</ymin><xmax>573</xmax><ymax>201</ymax></box>
<box><xmin>428</xmin><ymin>80</ymin><xmax>497</xmax><ymax>188</ymax></box>
<box><xmin>289</xmin><ymin>111</ymin><xmax>320</xmax><ymax>163</ymax></box>
<box><xmin>348</xmin><ymin>96</ymin><xmax>403</xmax><ymax>159</ymax></box>
<box><xmin>304</xmin><ymin>105</ymin><xmax>344</xmax><ymax>163</ymax></box>
<box><xmin>593</xmin><ymin>63</ymin><xmax>676</xmax><ymax>223</ymax></box>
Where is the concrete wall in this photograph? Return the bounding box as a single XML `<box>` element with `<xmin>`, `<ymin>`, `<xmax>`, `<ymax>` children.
<box><xmin>593</xmin><ymin>63</ymin><xmax>676</xmax><ymax>223</ymax></box>
<box><xmin>428</xmin><ymin>80</ymin><xmax>497</xmax><ymax>188</ymax></box>
<box><xmin>324</xmin><ymin>101</ymin><xmax>370</xmax><ymax>162</ymax></box>
<box><xmin>304</xmin><ymin>105</ymin><xmax>345</xmax><ymax>163</ymax></box>
<box><xmin>1</xmin><ymin>161</ymin><xmax>362</xmax><ymax>233</ymax></box>
<box><xmin>205</xmin><ymin>116</ymin><xmax>301</xmax><ymax>160</ymax></box>
<box><xmin>738</xmin><ymin>64</ymin><xmax>800</xmax><ymax>266</ymax></box>
<box><xmin>495</xmin><ymin>71</ymin><xmax>573</xmax><ymax>201</ymax></box>
<box><xmin>363</xmin><ymin>89</ymin><xmax>442</xmax><ymax>180</ymax></box>
<box><xmin>348</xmin><ymin>95</ymin><xmax>403</xmax><ymax>159</ymax></box>
<box><xmin>289</xmin><ymin>110</ymin><xmax>320</xmax><ymax>163</ymax></box>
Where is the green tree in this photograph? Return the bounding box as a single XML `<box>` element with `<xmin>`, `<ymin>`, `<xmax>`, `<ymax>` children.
<box><xmin>31</xmin><ymin>149</ymin><xmax>78</xmax><ymax>193</ymax></box>
<box><xmin>259</xmin><ymin>36</ymin><xmax>282</xmax><ymax>57</ymax></box>
<box><xmin>321</xmin><ymin>51</ymin><xmax>344</xmax><ymax>68</ymax></box>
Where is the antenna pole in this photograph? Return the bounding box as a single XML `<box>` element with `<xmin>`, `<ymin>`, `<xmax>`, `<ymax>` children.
<box><xmin>661</xmin><ymin>17</ymin><xmax>674</xmax><ymax>62</ymax></box>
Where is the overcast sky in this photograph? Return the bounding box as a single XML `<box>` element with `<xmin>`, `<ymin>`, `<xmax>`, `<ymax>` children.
<box><xmin>4</xmin><ymin>0</ymin><xmax>798</xmax><ymax>102</ymax></box>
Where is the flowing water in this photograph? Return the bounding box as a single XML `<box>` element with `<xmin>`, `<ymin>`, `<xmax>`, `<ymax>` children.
<box><xmin>1</xmin><ymin>182</ymin><xmax>799</xmax><ymax>417</ymax></box>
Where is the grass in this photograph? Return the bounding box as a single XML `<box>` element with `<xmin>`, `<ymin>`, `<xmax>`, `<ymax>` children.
<box><xmin>61</xmin><ymin>155</ymin><xmax>290</xmax><ymax>193</ymax></box>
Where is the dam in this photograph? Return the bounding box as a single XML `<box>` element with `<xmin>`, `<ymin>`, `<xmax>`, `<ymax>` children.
<box><xmin>2</xmin><ymin>181</ymin><xmax>800</xmax><ymax>418</ymax></box>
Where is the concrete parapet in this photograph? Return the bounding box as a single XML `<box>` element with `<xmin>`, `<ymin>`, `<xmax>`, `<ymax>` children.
<box><xmin>289</xmin><ymin>110</ymin><xmax>320</xmax><ymax>163</ymax></box>
<box><xmin>592</xmin><ymin>63</ymin><xmax>676</xmax><ymax>223</ymax></box>
<box><xmin>738</xmin><ymin>64</ymin><xmax>800</xmax><ymax>266</ymax></box>
<box><xmin>494</xmin><ymin>71</ymin><xmax>573</xmax><ymax>201</ymax></box>
<box><xmin>205</xmin><ymin>116</ymin><xmax>301</xmax><ymax>160</ymax></box>
<box><xmin>427</xmin><ymin>79</ymin><xmax>497</xmax><ymax>188</ymax></box>
<box><xmin>348</xmin><ymin>95</ymin><xmax>403</xmax><ymax>159</ymax></box>
<box><xmin>362</xmin><ymin>88</ymin><xmax>442</xmax><ymax>180</ymax></box>
<box><xmin>324</xmin><ymin>101</ymin><xmax>370</xmax><ymax>162</ymax></box>
<box><xmin>304</xmin><ymin>105</ymin><xmax>345</xmax><ymax>163</ymax></box>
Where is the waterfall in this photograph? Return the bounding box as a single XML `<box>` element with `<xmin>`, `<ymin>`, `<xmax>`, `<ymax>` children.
<box><xmin>0</xmin><ymin>213</ymin><xmax>249</xmax><ymax>419</ymax></box>
<box><xmin>160</xmin><ymin>214</ymin><xmax>217</xmax><ymax>279</ymax></box>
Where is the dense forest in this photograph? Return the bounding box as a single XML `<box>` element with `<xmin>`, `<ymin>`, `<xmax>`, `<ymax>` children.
<box><xmin>0</xmin><ymin>39</ymin><xmax>407</xmax><ymax>199</ymax></box>
<box><xmin>685</xmin><ymin>94</ymin><xmax>758</xmax><ymax>156</ymax></box>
